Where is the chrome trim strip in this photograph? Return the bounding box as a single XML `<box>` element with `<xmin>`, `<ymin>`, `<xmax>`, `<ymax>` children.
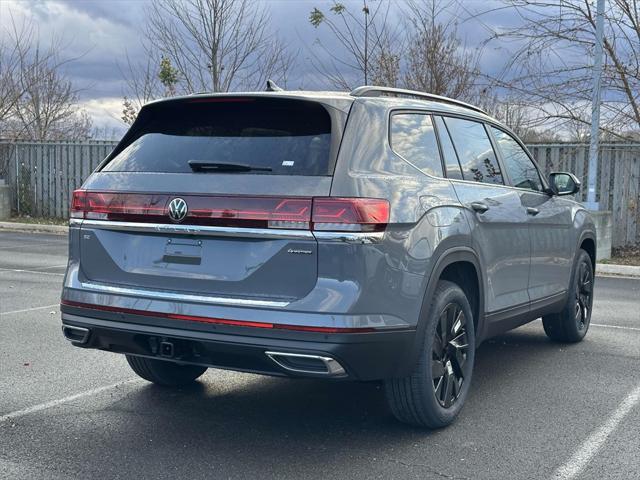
<box><xmin>79</xmin><ymin>281</ymin><xmax>290</xmax><ymax>308</ymax></box>
<box><xmin>312</xmin><ymin>231</ymin><xmax>385</xmax><ymax>244</ymax></box>
<box><xmin>80</xmin><ymin>220</ymin><xmax>314</xmax><ymax>240</ymax></box>
<box><xmin>69</xmin><ymin>218</ymin><xmax>83</xmax><ymax>227</ymax></box>
<box><xmin>265</xmin><ymin>351</ymin><xmax>347</xmax><ymax>376</ymax></box>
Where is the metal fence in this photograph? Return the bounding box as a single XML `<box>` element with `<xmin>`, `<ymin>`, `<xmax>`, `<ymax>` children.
<box><xmin>0</xmin><ymin>140</ymin><xmax>117</xmax><ymax>219</ymax></box>
<box><xmin>528</xmin><ymin>144</ymin><xmax>640</xmax><ymax>247</ymax></box>
<box><xmin>0</xmin><ymin>140</ymin><xmax>639</xmax><ymax>247</ymax></box>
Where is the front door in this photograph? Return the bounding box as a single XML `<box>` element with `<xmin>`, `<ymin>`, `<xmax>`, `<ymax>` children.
<box><xmin>489</xmin><ymin>127</ymin><xmax>573</xmax><ymax>303</ymax></box>
<box><xmin>439</xmin><ymin>116</ymin><xmax>531</xmax><ymax>313</ymax></box>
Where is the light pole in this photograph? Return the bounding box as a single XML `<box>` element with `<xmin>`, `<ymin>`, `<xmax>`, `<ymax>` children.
<box><xmin>585</xmin><ymin>0</ymin><xmax>605</xmax><ymax>210</ymax></box>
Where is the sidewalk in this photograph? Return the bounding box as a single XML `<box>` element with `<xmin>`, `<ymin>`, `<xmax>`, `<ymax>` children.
<box><xmin>1</xmin><ymin>220</ymin><xmax>639</xmax><ymax>278</ymax></box>
<box><xmin>0</xmin><ymin>221</ymin><xmax>68</xmax><ymax>235</ymax></box>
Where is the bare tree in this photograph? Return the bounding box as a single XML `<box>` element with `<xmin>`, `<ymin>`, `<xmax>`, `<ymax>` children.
<box><xmin>143</xmin><ymin>0</ymin><xmax>292</xmax><ymax>94</ymax></box>
<box><xmin>478</xmin><ymin>92</ymin><xmax>561</xmax><ymax>142</ymax></box>
<box><xmin>120</xmin><ymin>52</ymin><xmax>164</xmax><ymax>125</ymax></box>
<box><xmin>0</xmin><ymin>16</ymin><xmax>39</xmax><ymax>129</ymax></box>
<box><xmin>402</xmin><ymin>0</ymin><xmax>482</xmax><ymax>102</ymax></box>
<box><xmin>120</xmin><ymin>53</ymin><xmax>180</xmax><ymax>125</ymax></box>
<box><xmin>309</xmin><ymin>1</ymin><xmax>397</xmax><ymax>89</ymax></box>
<box><xmin>488</xmin><ymin>0</ymin><xmax>640</xmax><ymax>138</ymax></box>
<box><xmin>8</xmin><ymin>43</ymin><xmax>91</xmax><ymax>141</ymax></box>
<box><xmin>308</xmin><ymin>0</ymin><xmax>484</xmax><ymax>98</ymax></box>
<box><xmin>0</xmin><ymin>15</ymin><xmax>91</xmax><ymax>141</ymax></box>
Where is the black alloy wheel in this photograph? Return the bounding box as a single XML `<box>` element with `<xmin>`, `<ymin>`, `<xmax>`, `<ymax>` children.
<box><xmin>542</xmin><ymin>249</ymin><xmax>594</xmax><ymax>343</ymax></box>
<box><xmin>432</xmin><ymin>303</ymin><xmax>469</xmax><ymax>408</ymax></box>
<box><xmin>575</xmin><ymin>258</ymin><xmax>593</xmax><ymax>332</ymax></box>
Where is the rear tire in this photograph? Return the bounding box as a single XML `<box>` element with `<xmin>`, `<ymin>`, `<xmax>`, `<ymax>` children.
<box><xmin>385</xmin><ymin>280</ymin><xmax>476</xmax><ymax>428</ymax></box>
<box><xmin>126</xmin><ymin>355</ymin><xmax>207</xmax><ymax>386</ymax></box>
<box><xmin>542</xmin><ymin>249</ymin><xmax>594</xmax><ymax>343</ymax></box>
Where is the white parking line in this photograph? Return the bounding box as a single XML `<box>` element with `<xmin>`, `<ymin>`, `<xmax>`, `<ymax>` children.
<box><xmin>552</xmin><ymin>384</ymin><xmax>640</xmax><ymax>479</ymax></box>
<box><xmin>0</xmin><ymin>379</ymin><xmax>139</xmax><ymax>424</ymax></box>
<box><xmin>0</xmin><ymin>304</ymin><xmax>59</xmax><ymax>316</ymax></box>
<box><xmin>0</xmin><ymin>267</ymin><xmax>65</xmax><ymax>276</ymax></box>
<box><xmin>0</xmin><ymin>242</ymin><xmax>63</xmax><ymax>250</ymax></box>
<box><xmin>592</xmin><ymin>323</ymin><xmax>640</xmax><ymax>332</ymax></box>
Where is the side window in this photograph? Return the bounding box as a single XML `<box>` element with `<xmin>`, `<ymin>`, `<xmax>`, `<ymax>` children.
<box><xmin>433</xmin><ymin>116</ymin><xmax>463</xmax><ymax>180</ymax></box>
<box><xmin>390</xmin><ymin>113</ymin><xmax>443</xmax><ymax>177</ymax></box>
<box><xmin>443</xmin><ymin>117</ymin><xmax>504</xmax><ymax>185</ymax></box>
<box><xmin>490</xmin><ymin>127</ymin><xmax>543</xmax><ymax>191</ymax></box>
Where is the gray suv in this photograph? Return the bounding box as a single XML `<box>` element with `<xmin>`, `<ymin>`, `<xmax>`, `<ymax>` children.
<box><xmin>60</xmin><ymin>86</ymin><xmax>596</xmax><ymax>428</ymax></box>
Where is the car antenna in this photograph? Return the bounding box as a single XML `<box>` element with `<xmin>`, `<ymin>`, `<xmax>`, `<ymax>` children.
<box><xmin>266</xmin><ymin>79</ymin><xmax>283</xmax><ymax>92</ymax></box>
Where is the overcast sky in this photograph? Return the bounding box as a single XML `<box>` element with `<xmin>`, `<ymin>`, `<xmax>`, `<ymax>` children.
<box><xmin>0</xmin><ymin>0</ymin><xmax>523</xmax><ymax>136</ymax></box>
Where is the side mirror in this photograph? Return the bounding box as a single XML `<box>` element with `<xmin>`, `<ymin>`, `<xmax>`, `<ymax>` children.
<box><xmin>549</xmin><ymin>172</ymin><xmax>581</xmax><ymax>196</ymax></box>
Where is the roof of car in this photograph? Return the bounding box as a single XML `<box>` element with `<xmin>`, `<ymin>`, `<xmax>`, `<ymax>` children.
<box><xmin>145</xmin><ymin>86</ymin><xmax>494</xmax><ymax>121</ymax></box>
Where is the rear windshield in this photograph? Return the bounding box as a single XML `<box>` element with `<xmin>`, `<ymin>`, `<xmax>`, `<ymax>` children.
<box><xmin>103</xmin><ymin>98</ymin><xmax>333</xmax><ymax>175</ymax></box>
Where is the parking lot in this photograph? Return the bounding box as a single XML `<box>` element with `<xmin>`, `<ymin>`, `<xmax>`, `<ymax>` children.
<box><xmin>1</xmin><ymin>230</ymin><xmax>639</xmax><ymax>479</ymax></box>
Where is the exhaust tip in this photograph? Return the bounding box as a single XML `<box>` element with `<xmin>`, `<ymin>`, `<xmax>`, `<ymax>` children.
<box><xmin>265</xmin><ymin>351</ymin><xmax>346</xmax><ymax>377</ymax></box>
<box><xmin>62</xmin><ymin>325</ymin><xmax>90</xmax><ymax>344</ymax></box>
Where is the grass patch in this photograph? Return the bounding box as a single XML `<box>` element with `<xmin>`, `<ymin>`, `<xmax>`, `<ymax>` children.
<box><xmin>600</xmin><ymin>245</ymin><xmax>640</xmax><ymax>266</ymax></box>
<box><xmin>7</xmin><ymin>216</ymin><xmax>68</xmax><ymax>226</ymax></box>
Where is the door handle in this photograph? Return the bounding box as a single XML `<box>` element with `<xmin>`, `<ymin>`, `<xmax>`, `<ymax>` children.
<box><xmin>470</xmin><ymin>202</ymin><xmax>489</xmax><ymax>213</ymax></box>
<box><xmin>526</xmin><ymin>207</ymin><xmax>540</xmax><ymax>216</ymax></box>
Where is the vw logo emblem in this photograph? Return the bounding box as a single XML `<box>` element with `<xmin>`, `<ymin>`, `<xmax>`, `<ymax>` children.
<box><xmin>168</xmin><ymin>198</ymin><xmax>188</xmax><ymax>222</ymax></box>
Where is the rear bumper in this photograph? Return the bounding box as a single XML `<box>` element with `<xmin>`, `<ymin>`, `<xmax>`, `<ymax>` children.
<box><xmin>61</xmin><ymin>306</ymin><xmax>417</xmax><ymax>381</ymax></box>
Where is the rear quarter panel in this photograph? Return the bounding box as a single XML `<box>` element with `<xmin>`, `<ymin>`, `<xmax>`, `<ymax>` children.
<box><xmin>327</xmin><ymin>100</ymin><xmax>472</xmax><ymax>328</ymax></box>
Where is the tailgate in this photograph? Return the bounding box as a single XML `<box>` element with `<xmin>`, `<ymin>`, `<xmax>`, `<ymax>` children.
<box><xmin>74</xmin><ymin>95</ymin><xmax>343</xmax><ymax>302</ymax></box>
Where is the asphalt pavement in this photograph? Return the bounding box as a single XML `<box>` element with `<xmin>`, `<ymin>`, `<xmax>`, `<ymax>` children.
<box><xmin>1</xmin><ymin>230</ymin><xmax>639</xmax><ymax>480</ymax></box>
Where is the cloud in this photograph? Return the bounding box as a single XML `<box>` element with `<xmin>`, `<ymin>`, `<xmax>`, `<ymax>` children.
<box><xmin>79</xmin><ymin>97</ymin><xmax>127</xmax><ymax>136</ymax></box>
<box><xmin>1</xmin><ymin>0</ymin><xmax>530</xmax><ymax>138</ymax></box>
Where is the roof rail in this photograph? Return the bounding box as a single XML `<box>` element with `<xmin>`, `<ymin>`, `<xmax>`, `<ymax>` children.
<box><xmin>350</xmin><ymin>86</ymin><xmax>488</xmax><ymax>115</ymax></box>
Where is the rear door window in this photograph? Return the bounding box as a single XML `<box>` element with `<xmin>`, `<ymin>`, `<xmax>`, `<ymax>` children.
<box><xmin>390</xmin><ymin>113</ymin><xmax>443</xmax><ymax>177</ymax></box>
<box><xmin>103</xmin><ymin>98</ymin><xmax>333</xmax><ymax>175</ymax></box>
<box><xmin>443</xmin><ymin>117</ymin><xmax>504</xmax><ymax>185</ymax></box>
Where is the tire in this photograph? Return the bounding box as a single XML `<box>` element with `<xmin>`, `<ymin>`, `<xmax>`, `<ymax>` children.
<box><xmin>542</xmin><ymin>249</ymin><xmax>594</xmax><ymax>343</ymax></box>
<box><xmin>385</xmin><ymin>280</ymin><xmax>476</xmax><ymax>429</ymax></box>
<box><xmin>126</xmin><ymin>355</ymin><xmax>207</xmax><ymax>387</ymax></box>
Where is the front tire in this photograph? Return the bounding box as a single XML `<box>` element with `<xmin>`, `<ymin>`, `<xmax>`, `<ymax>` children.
<box><xmin>126</xmin><ymin>355</ymin><xmax>207</xmax><ymax>386</ymax></box>
<box><xmin>385</xmin><ymin>280</ymin><xmax>476</xmax><ymax>428</ymax></box>
<box><xmin>542</xmin><ymin>249</ymin><xmax>594</xmax><ymax>343</ymax></box>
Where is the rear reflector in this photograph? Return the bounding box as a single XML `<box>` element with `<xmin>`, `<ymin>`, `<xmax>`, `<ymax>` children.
<box><xmin>60</xmin><ymin>300</ymin><xmax>376</xmax><ymax>333</ymax></box>
<box><xmin>71</xmin><ymin>190</ymin><xmax>389</xmax><ymax>232</ymax></box>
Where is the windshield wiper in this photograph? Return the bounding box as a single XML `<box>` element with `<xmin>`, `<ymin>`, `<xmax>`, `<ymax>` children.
<box><xmin>188</xmin><ymin>161</ymin><xmax>272</xmax><ymax>173</ymax></box>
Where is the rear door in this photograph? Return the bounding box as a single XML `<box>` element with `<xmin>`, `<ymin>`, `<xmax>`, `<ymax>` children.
<box><xmin>489</xmin><ymin>127</ymin><xmax>574</xmax><ymax>302</ymax></box>
<box><xmin>436</xmin><ymin>115</ymin><xmax>531</xmax><ymax>313</ymax></box>
<box><xmin>74</xmin><ymin>96</ymin><xmax>345</xmax><ymax>302</ymax></box>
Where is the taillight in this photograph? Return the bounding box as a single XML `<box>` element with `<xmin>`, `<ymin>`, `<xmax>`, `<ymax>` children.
<box><xmin>311</xmin><ymin>197</ymin><xmax>389</xmax><ymax>232</ymax></box>
<box><xmin>71</xmin><ymin>190</ymin><xmax>389</xmax><ymax>232</ymax></box>
<box><xmin>70</xmin><ymin>189</ymin><xmax>87</xmax><ymax>218</ymax></box>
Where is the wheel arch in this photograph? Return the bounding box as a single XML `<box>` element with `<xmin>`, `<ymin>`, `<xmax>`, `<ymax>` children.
<box><xmin>578</xmin><ymin>231</ymin><xmax>597</xmax><ymax>269</ymax></box>
<box><xmin>396</xmin><ymin>246</ymin><xmax>485</xmax><ymax>378</ymax></box>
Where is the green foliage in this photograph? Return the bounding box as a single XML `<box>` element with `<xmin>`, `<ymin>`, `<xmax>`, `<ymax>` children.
<box><xmin>158</xmin><ymin>56</ymin><xmax>179</xmax><ymax>94</ymax></box>
<box><xmin>330</xmin><ymin>3</ymin><xmax>346</xmax><ymax>14</ymax></box>
<box><xmin>309</xmin><ymin>7</ymin><xmax>324</xmax><ymax>27</ymax></box>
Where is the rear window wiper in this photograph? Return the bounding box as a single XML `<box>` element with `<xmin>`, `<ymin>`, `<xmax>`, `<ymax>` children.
<box><xmin>188</xmin><ymin>161</ymin><xmax>272</xmax><ymax>173</ymax></box>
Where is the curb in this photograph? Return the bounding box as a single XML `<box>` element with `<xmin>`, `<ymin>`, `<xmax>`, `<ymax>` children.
<box><xmin>0</xmin><ymin>221</ymin><xmax>68</xmax><ymax>235</ymax></box>
<box><xmin>596</xmin><ymin>263</ymin><xmax>640</xmax><ymax>278</ymax></box>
